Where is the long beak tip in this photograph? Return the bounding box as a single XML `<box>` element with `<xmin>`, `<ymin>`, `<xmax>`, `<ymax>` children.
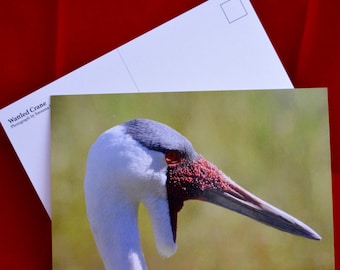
<box><xmin>289</xmin><ymin>219</ymin><xmax>321</xmax><ymax>241</ymax></box>
<box><xmin>309</xmin><ymin>231</ymin><xmax>322</xmax><ymax>241</ymax></box>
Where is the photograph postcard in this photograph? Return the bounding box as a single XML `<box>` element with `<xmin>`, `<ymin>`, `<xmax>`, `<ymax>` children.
<box><xmin>51</xmin><ymin>89</ymin><xmax>333</xmax><ymax>269</ymax></box>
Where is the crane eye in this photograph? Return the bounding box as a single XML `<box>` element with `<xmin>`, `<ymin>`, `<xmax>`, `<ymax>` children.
<box><xmin>165</xmin><ymin>150</ymin><xmax>182</xmax><ymax>165</ymax></box>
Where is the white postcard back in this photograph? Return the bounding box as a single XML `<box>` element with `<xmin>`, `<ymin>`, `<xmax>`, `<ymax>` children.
<box><xmin>0</xmin><ymin>0</ymin><xmax>293</xmax><ymax>216</ymax></box>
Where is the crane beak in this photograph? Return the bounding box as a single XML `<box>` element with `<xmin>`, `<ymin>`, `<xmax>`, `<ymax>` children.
<box><xmin>201</xmin><ymin>179</ymin><xmax>321</xmax><ymax>240</ymax></box>
<box><xmin>166</xmin><ymin>155</ymin><xmax>321</xmax><ymax>242</ymax></box>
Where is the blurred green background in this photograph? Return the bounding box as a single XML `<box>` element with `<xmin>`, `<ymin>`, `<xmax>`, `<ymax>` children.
<box><xmin>51</xmin><ymin>89</ymin><xmax>333</xmax><ymax>269</ymax></box>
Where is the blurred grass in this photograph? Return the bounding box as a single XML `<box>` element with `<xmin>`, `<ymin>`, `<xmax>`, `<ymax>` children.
<box><xmin>51</xmin><ymin>89</ymin><xmax>333</xmax><ymax>269</ymax></box>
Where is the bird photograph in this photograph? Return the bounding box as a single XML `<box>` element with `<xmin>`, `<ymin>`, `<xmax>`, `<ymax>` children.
<box><xmin>51</xmin><ymin>89</ymin><xmax>333</xmax><ymax>269</ymax></box>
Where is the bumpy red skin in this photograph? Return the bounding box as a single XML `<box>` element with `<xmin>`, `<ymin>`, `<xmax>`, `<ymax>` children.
<box><xmin>166</xmin><ymin>155</ymin><xmax>231</xmax><ymax>241</ymax></box>
<box><xmin>167</xmin><ymin>155</ymin><xmax>231</xmax><ymax>199</ymax></box>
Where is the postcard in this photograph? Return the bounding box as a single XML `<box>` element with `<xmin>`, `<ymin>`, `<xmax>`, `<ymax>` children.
<box><xmin>51</xmin><ymin>89</ymin><xmax>333</xmax><ymax>269</ymax></box>
<box><xmin>0</xmin><ymin>0</ymin><xmax>293</xmax><ymax>216</ymax></box>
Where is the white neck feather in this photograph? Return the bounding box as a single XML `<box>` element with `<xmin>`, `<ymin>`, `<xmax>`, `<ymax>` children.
<box><xmin>87</xmin><ymin>191</ymin><xmax>147</xmax><ymax>270</ymax></box>
<box><xmin>84</xmin><ymin>126</ymin><xmax>177</xmax><ymax>270</ymax></box>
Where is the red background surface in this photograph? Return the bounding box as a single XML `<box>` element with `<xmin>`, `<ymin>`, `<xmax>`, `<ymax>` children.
<box><xmin>1</xmin><ymin>0</ymin><xmax>339</xmax><ymax>269</ymax></box>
